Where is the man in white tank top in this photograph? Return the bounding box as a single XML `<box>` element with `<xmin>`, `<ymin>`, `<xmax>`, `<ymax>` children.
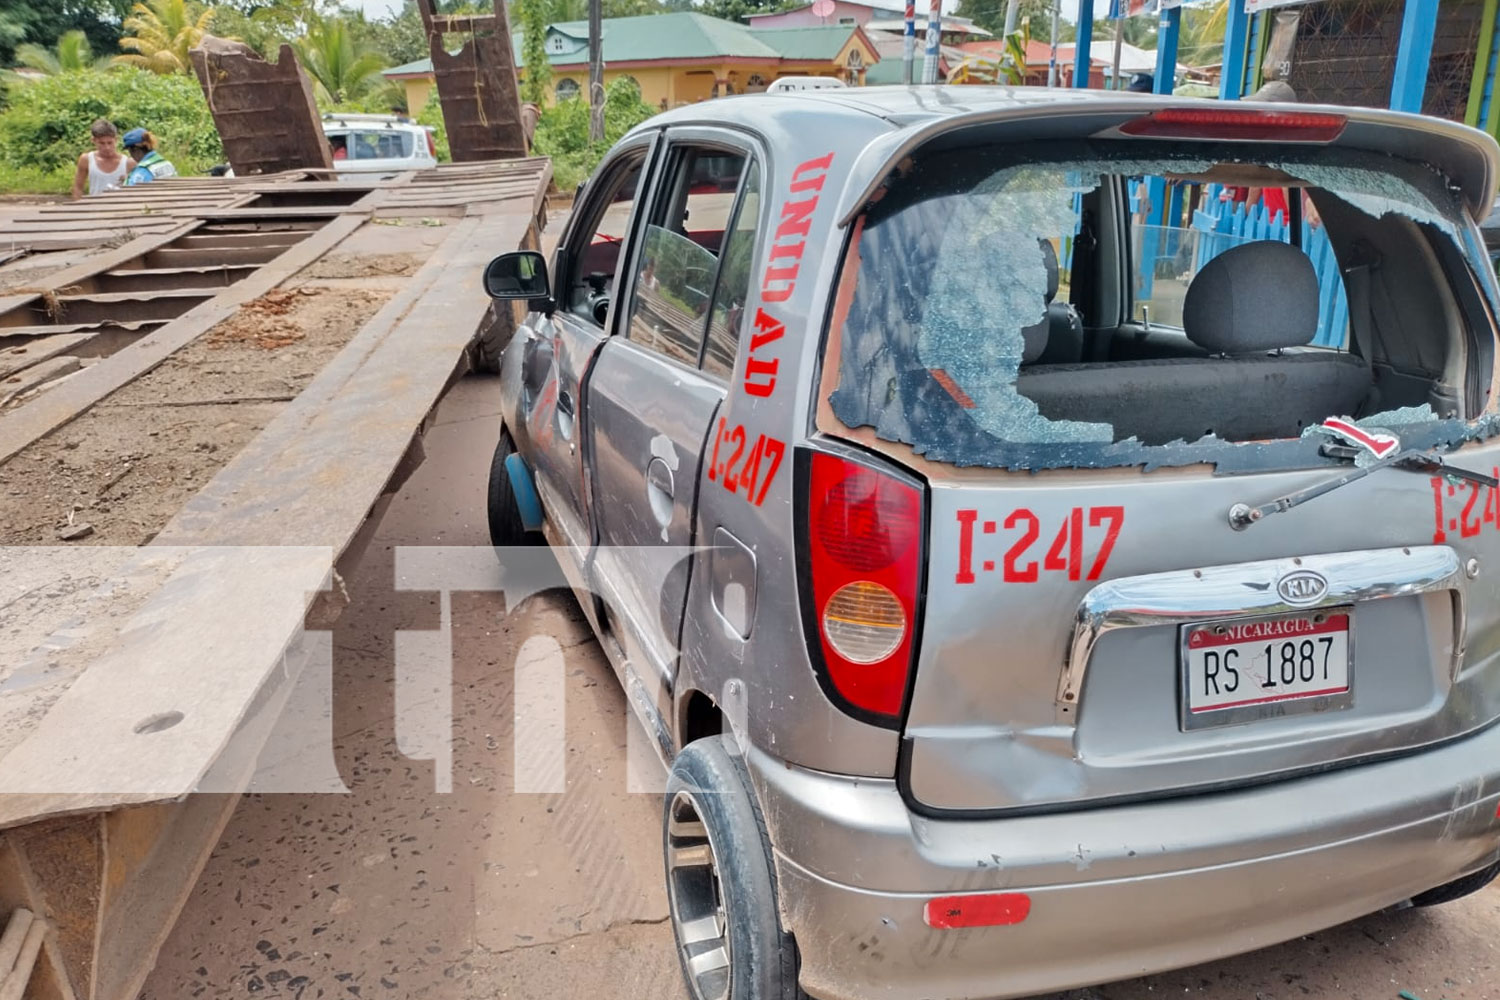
<box><xmin>70</xmin><ymin>119</ymin><xmax>134</xmax><ymax>199</ymax></box>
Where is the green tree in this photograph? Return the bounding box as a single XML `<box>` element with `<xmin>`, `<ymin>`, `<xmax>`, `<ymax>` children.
<box><xmin>115</xmin><ymin>0</ymin><xmax>216</xmax><ymax>74</ymax></box>
<box><xmin>601</xmin><ymin>0</ymin><xmax>665</xmax><ymax>16</ymax></box>
<box><xmin>954</xmin><ymin>0</ymin><xmax>1051</xmax><ymax>37</ymax></box>
<box><xmin>543</xmin><ymin>0</ymin><xmax>589</xmax><ymax>22</ymax></box>
<box><xmin>14</xmin><ymin>29</ymin><xmax>114</xmax><ymax>74</ymax></box>
<box><xmin>697</xmin><ymin>0</ymin><xmax>791</xmax><ymax>25</ymax></box>
<box><xmin>533</xmin><ymin>75</ymin><xmax>655</xmax><ymax>188</ymax></box>
<box><xmin>1</xmin><ymin>0</ymin><xmax>123</xmax><ymax>70</ymax></box>
<box><xmin>1091</xmin><ymin>13</ymin><xmax>1155</xmax><ymax>51</ymax></box>
<box><xmin>515</xmin><ymin>0</ymin><xmax>551</xmax><ymax>104</ymax></box>
<box><xmin>0</xmin><ymin>65</ymin><xmax>222</xmax><ymax>173</ymax></box>
<box><xmin>349</xmin><ymin>1</ymin><xmax>427</xmax><ymax>67</ymax></box>
<box><xmin>1178</xmin><ymin>0</ymin><xmax>1226</xmax><ymax>69</ymax></box>
<box><xmin>293</xmin><ymin>15</ymin><xmax>388</xmax><ymax>104</ymax></box>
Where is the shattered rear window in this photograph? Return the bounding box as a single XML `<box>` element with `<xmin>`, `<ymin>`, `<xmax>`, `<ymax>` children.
<box><xmin>827</xmin><ymin>140</ymin><xmax>1497</xmax><ymax>472</ymax></box>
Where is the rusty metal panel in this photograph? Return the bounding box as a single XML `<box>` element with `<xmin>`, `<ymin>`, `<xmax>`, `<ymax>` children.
<box><xmin>189</xmin><ymin>37</ymin><xmax>334</xmax><ymax>176</ymax></box>
<box><xmin>418</xmin><ymin>0</ymin><xmax>528</xmax><ymax>162</ymax></box>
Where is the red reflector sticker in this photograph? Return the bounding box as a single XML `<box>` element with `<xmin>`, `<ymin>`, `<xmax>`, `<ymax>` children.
<box><xmin>924</xmin><ymin>893</ymin><xmax>1031</xmax><ymax>929</ymax></box>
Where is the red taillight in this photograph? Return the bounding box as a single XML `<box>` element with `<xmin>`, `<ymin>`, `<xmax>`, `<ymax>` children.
<box><xmin>802</xmin><ymin>450</ymin><xmax>923</xmax><ymax>721</ymax></box>
<box><xmin>1119</xmin><ymin>108</ymin><xmax>1347</xmax><ymax>142</ymax></box>
<box><xmin>425</xmin><ymin>129</ymin><xmax>437</xmax><ymax>158</ymax></box>
<box><xmin>925</xmin><ymin>893</ymin><xmax>1031</xmax><ymax>929</ymax></box>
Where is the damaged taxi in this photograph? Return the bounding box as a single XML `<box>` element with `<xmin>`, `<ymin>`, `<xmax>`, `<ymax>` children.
<box><xmin>481</xmin><ymin>88</ymin><xmax>1500</xmax><ymax>1000</ymax></box>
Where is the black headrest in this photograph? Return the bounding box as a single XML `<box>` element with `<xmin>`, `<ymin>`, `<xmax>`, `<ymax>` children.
<box><xmin>1183</xmin><ymin>240</ymin><xmax>1319</xmax><ymax>355</ymax></box>
<box><xmin>1020</xmin><ymin>240</ymin><xmax>1061</xmax><ymax>364</ymax></box>
<box><xmin>1040</xmin><ymin>238</ymin><xmax>1060</xmax><ymax>303</ymax></box>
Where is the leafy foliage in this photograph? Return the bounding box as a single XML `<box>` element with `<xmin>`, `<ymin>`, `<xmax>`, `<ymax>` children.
<box><xmin>954</xmin><ymin>0</ymin><xmax>1053</xmax><ymax>37</ymax></box>
<box><xmin>532</xmin><ymin>75</ymin><xmax>655</xmax><ymax>190</ymax></box>
<box><xmin>695</xmin><ymin>0</ymin><xmax>794</xmax><ymax>26</ymax></box>
<box><xmin>293</xmin><ymin>15</ymin><xmax>388</xmax><ymax>103</ymax></box>
<box><xmin>116</xmin><ymin>0</ymin><xmax>216</xmax><ymax>74</ymax></box>
<box><xmin>0</xmin><ymin>0</ymin><xmax>123</xmax><ymax>71</ymax></box>
<box><xmin>415</xmin><ymin>96</ymin><xmax>449</xmax><ymax>161</ymax></box>
<box><xmin>515</xmin><ymin>0</ymin><xmax>551</xmax><ymax>105</ymax></box>
<box><xmin>346</xmin><ymin>1</ymin><xmax>427</xmax><ymax>68</ymax></box>
<box><xmin>15</xmin><ymin>29</ymin><xmax>114</xmax><ymax>74</ymax></box>
<box><xmin>948</xmin><ymin>16</ymin><xmax>1031</xmax><ymax>85</ymax></box>
<box><xmin>0</xmin><ymin>65</ymin><xmax>222</xmax><ymax>172</ymax></box>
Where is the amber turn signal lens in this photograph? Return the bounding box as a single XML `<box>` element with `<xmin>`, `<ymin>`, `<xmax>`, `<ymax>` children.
<box><xmin>821</xmin><ymin>581</ymin><xmax>907</xmax><ymax>664</ymax></box>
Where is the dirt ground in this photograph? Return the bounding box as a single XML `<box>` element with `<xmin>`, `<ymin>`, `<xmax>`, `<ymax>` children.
<box><xmin>0</xmin><ymin>280</ymin><xmax>395</xmax><ymax>546</ymax></box>
<box><xmin>136</xmin><ymin>373</ymin><xmax>1500</xmax><ymax>1000</ymax></box>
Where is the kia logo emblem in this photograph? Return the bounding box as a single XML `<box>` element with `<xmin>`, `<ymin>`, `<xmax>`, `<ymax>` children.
<box><xmin>1277</xmin><ymin>570</ymin><xmax>1328</xmax><ymax>605</ymax></box>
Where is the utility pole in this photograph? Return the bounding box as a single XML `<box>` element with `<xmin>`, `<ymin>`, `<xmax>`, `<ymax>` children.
<box><xmin>1048</xmin><ymin>0</ymin><xmax>1059</xmax><ymax>86</ymax></box>
<box><xmin>588</xmin><ymin>0</ymin><xmax>604</xmax><ymax>142</ymax></box>
<box><xmin>920</xmin><ymin>0</ymin><xmax>940</xmax><ymax>83</ymax></box>
<box><xmin>1003</xmin><ymin>0</ymin><xmax>1021</xmax><ymax>35</ymax></box>
<box><xmin>1110</xmin><ymin>19</ymin><xmax>1124</xmax><ymax>91</ymax></box>
<box><xmin>903</xmin><ymin>0</ymin><xmax>915</xmax><ymax>85</ymax></box>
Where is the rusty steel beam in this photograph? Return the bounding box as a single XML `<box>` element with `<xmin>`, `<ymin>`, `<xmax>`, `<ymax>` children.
<box><xmin>190</xmin><ymin>38</ymin><xmax>333</xmax><ymax>176</ymax></box>
<box><xmin>141</xmin><ymin>245</ymin><xmax>290</xmax><ymax>269</ymax></box>
<box><xmin>97</xmin><ymin>266</ymin><xmax>260</xmax><ymax>294</ymax></box>
<box><xmin>416</xmin><ymin>0</ymin><xmax>528</xmax><ymax>161</ymax></box>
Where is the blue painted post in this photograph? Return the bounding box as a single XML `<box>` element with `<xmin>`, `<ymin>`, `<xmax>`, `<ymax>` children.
<box><xmin>1391</xmin><ymin>0</ymin><xmax>1439</xmax><ymax>113</ymax></box>
<box><xmin>1074</xmin><ymin>0</ymin><xmax>1095</xmax><ymax>88</ymax></box>
<box><xmin>1219</xmin><ymin>0</ymin><xmax>1252</xmax><ymax>100</ymax></box>
<box><xmin>1153</xmin><ymin>4</ymin><xmax>1180</xmax><ymax>95</ymax></box>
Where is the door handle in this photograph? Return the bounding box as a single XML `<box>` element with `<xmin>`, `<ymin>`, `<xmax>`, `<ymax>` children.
<box><xmin>557</xmin><ymin>389</ymin><xmax>574</xmax><ymax>417</ymax></box>
<box><xmin>646</xmin><ymin>457</ymin><xmax>675</xmax><ymax>534</ymax></box>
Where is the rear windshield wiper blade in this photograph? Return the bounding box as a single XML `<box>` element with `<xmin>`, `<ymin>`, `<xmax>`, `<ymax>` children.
<box><xmin>1228</xmin><ymin>443</ymin><xmax>1498</xmax><ymax>531</ymax></box>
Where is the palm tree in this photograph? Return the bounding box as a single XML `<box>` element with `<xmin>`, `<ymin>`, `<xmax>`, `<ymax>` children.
<box><xmin>14</xmin><ymin>30</ymin><xmax>114</xmax><ymax>75</ymax></box>
<box><xmin>1179</xmin><ymin>0</ymin><xmax>1228</xmax><ymax>69</ymax></box>
<box><xmin>116</xmin><ymin>0</ymin><xmax>216</xmax><ymax>74</ymax></box>
<box><xmin>292</xmin><ymin>17</ymin><xmax>388</xmax><ymax>105</ymax></box>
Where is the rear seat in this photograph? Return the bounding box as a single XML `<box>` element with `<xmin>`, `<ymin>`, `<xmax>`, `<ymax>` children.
<box><xmin>1016</xmin><ymin>241</ymin><xmax>1371</xmax><ymax>445</ymax></box>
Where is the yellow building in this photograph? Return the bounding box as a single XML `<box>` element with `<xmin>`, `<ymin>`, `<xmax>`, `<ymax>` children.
<box><xmin>384</xmin><ymin>12</ymin><xmax>879</xmax><ymax>115</ymax></box>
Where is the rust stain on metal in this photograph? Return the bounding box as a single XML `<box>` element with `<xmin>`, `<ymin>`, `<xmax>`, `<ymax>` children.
<box><xmin>416</xmin><ymin>0</ymin><xmax>529</xmax><ymax>161</ymax></box>
<box><xmin>189</xmin><ymin>37</ymin><xmax>334</xmax><ymax>176</ymax></box>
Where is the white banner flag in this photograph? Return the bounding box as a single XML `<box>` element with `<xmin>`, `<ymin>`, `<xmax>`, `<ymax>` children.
<box><xmin>1246</xmin><ymin>0</ymin><xmax>1318</xmax><ymax>13</ymax></box>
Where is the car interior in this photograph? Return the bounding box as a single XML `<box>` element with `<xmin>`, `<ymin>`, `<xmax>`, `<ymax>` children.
<box><xmin>834</xmin><ymin>146</ymin><xmax>1497</xmax><ymax>455</ymax></box>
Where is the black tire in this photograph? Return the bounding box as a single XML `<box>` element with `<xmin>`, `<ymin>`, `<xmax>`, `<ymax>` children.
<box><xmin>1411</xmin><ymin>860</ymin><xmax>1500</xmax><ymax>907</ymax></box>
<box><xmin>487</xmin><ymin>428</ymin><xmax>543</xmax><ymax>548</ymax></box>
<box><xmin>664</xmin><ymin>736</ymin><xmax>803</xmax><ymax>1000</ymax></box>
<box><xmin>468</xmin><ymin>302</ymin><xmax>510</xmax><ymax>374</ymax></box>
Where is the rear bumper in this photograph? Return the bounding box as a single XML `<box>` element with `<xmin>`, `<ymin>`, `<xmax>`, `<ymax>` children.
<box><xmin>747</xmin><ymin>726</ymin><xmax>1500</xmax><ymax>1000</ymax></box>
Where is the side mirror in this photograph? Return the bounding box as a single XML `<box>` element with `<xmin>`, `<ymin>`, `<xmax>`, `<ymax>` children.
<box><xmin>484</xmin><ymin>251</ymin><xmax>551</xmax><ymax>307</ymax></box>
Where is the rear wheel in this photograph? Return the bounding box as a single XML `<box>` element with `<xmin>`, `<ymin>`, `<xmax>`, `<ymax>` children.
<box><xmin>487</xmin><ymin>428</ymin><xmax>542</xmax><ymax>548</ymax></box>
<box><xmin>664</xmin><ymin>737</ymin><xmax>803</xmax><ymax>1000</ymax></box>
<box><xmin>1411</xmin><ymin>860</ymin><xmax>1500</xmax><ymax>907</ymax></box>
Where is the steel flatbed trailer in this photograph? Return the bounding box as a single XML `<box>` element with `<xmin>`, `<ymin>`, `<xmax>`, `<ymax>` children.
<box><xmin>0</xmin><ymin>159</ymin><xmax>549</xmax><ymax>1000</ymax></box>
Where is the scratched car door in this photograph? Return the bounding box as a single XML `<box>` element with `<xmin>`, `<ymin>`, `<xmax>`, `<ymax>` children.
<box><xmin>517</xmin><ymin>138</ymin><xmax>656</xmax><ymax>572</ymax></box>
<box><xmin>587</xmin><ymin>132</ymin><xmax>761</xmax><ymax>726</ymax></box>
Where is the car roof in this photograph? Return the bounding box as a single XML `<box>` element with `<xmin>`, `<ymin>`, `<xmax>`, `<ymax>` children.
<box><xmin>641</xmin><ymin>86</ymin><xmax>1500</xmax><ymax>219</ymax></box>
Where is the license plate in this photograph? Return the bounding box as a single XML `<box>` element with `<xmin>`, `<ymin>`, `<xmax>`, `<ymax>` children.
<box><xmin>1180</xmin><ymin>608</ymin><xmax>1353</xmax><ymax>731</ymax></box>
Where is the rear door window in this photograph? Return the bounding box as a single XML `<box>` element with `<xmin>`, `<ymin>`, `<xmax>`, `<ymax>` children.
<box><xmin>348</xmin><ymin>130</ymin><xmax>415</xmax><ymax>160</ymax></box>
<box><xmin>625</xmin><ymin>148</ymin><xmax>748</xmax><ymax>367</ymax></box>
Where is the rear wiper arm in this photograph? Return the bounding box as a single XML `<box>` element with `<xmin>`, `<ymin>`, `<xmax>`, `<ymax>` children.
<box><xmin>1228</xmin><ymin>444</ymin><xmax>1497</xmax><ymax>531</ymax></box>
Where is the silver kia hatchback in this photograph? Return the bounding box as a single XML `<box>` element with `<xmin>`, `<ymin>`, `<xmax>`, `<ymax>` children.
<box><xmin>482</xmin><ymin>87</ymin><xmax>1500</xmax><ymax>1000</ymax></box>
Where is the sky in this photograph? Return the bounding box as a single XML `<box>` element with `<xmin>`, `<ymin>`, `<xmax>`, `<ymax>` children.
<box><xmin>346</xmin><ymin>0</ymin><xmax>1089</xmax><ymax>21</ymax></box>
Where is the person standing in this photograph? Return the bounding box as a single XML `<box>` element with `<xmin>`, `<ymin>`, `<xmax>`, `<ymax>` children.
<box><xmin>122</xmin><ymin>128</ymin><xmax>178</xmax><ymax>186</ymax></box>
<box><xmin>69</xmin><ymin>119</ymin><xmax>133</xmax><ymax>199</ymax></box>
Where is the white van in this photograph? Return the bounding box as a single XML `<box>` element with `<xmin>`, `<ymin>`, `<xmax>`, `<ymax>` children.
<box><xmin>764</xmin><ymin>75</ymin><xmax>848</xmax><ymax>93</ymax></box>
<box><xmin>321</xmin><ymin>113</ymin><xmax>437</xmax><ymax>175</ymax></box>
